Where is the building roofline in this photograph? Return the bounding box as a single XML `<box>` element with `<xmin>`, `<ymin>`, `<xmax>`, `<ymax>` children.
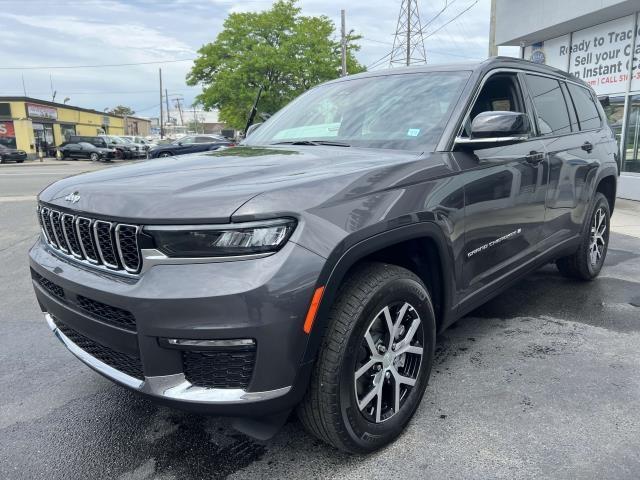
<box><xmin>0</xmin><ymin>96</ymin><xmax>149</xmax><ymax>122</ymax></box>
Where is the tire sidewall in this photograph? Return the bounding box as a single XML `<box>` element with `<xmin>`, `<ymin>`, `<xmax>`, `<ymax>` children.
<box><xmin>90</xmin><ymin>153</ymin><xmax>99</xmax><ymax>162</ymax></box>
<box><xmin>585</xmin><ymin>194</ymin><xmax>610</xmax><ymax>277</ymax></box>
<box><xmin>337</xmin><ymin>277</ymin><xmax>435</xmax><ymax>451</ymax></box>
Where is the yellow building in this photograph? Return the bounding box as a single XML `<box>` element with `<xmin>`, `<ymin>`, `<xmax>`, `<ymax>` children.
<box><xmin>0</xmin><ymin>97</ymin><xmax>149</xmax><ymax>158</ymax></box>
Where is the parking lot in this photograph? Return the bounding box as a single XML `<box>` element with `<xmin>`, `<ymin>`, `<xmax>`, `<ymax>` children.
<box><xmin>1</xmin><ymin>160</ymin><xmax>640</xmax><ymax>479</ymax></box>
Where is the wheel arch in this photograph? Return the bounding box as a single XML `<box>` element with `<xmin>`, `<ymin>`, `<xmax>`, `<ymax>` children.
<box><xmin>301</xmin><ymin>221</ymin><xmax>456</xmax><ymax>363</ymax></box>
<box><xmin>595</xmin><ymin>172</ymin><xmax>617</xmax><ymax>214</ymax></box>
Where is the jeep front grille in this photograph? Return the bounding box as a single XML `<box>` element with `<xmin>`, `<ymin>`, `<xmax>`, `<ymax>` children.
<box><xmin>37</xmin><ymin>205</ymin><xmax>142</xmax><ymax>274</ymax></box>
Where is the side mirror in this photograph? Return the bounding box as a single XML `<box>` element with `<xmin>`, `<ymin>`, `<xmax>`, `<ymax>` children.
<box><xmin>245</xmin><ymin>122</ymin><xmax>263</xmax><ymax>138</ymax></box>
<box><xmin>456</xmin><ymin>111</ymin><xmax>531</xmax><ymax>147</ymax></box>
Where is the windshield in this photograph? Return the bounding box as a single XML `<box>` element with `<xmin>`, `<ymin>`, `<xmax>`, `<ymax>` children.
<box><xmin>79</xmin><ymin>142</ymin><xmax>95</xmax><ymax>148</ymax></box>
<box><xmin>106</xmin><ymin>136</ymin><xmax>126</xmax><ymax>144</ymax></box>
<box><xmin>245</xmin><ymin>71</ymin><xmax>470</xmax><ymax>151</ymax></box>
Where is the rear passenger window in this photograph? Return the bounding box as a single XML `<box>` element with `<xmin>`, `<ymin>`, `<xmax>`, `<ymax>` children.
<box><xmin>567</xmin><ymin>84</ymin><xmax>601</xmax><ymax>130</ymax></box>
<box><xmin>524</xmin><ymin>74</ymin><xmax>572</xmax><ymax>136</ymax></box>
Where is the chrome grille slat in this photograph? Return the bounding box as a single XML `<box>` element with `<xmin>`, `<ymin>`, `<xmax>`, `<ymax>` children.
<box><xmin>62</xmin><ymin>213</ymin><xmax>83</xmax><ymax>259</ymax></box>
<box><xmin>50</xmin><ymin>210</ymin><xmax>69</xmax><ymax>253</ymax></box>
<box><xmin>76</xmin><ymin>217</ymin><xmax>99</xmax><ymax>264</ymax></box>
<box><xmin>115</xmin><ymin>224</ymin><xmax>141</xmax><ymax>273</ymax></box>
<box><xmin>41</xmin><ymin>207</ymin><xmax>58</xmax><ymax>248</ymax></box>
<box><xmin>38</xmin><ymin>205</ymin><xmax>141</xmax><ymax>275</ymax></box>
<box><xmin>93</xmin><ymin>220</ymin><xmax>120</xmax><ymax>269</ymax></box>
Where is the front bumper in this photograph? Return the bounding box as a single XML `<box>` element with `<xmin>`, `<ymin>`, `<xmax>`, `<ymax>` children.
<box><xmin>30</xmin><ymin>238</ymin><xmax>324</xmax><ymax>415</ymax></box>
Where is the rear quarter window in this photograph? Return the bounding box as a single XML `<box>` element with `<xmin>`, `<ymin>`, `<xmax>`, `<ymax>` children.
<box><xmin>524</xmin><ymin>74</ymin><xmax>572</xmax><ymax>136</ymax></box>
<box><xmin>567</xmin><ymin>83</ymin><xmax>602</xmax><ymax>130</ymax></box>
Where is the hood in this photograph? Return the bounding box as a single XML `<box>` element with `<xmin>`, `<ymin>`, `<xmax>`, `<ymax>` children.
<box><xmin>39</xmin><ymin>146</ymin><xmax>435</xmax><ymax>223</ymax></box>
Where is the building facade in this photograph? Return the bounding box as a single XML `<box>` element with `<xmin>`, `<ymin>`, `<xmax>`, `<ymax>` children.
<box><xmin>495</xmin><ymin>0</ymin><xmax>640</xmax><ymax>200</ymax></box>
<box><xmin>0</xmin><ymin>97</ymin><xmax>149</xmax><ymax>158</ymax></box>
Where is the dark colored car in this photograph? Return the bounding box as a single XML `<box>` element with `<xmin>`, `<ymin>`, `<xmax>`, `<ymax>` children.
<box><xmin>30</xmin><ymin>58</ymin><xmax>618</xmax><ymax>453</ymax></box>
<box><xmin>148</xmin><ymin>135</ymin><xmax>233</xmax><ymax>158</ymax></box>
<box><xmin>67</xmin><ymin>135</ymin><xmax>139</xmax><ymax>159</ymax></box>
<box><xmin>0</xmin><ymin>144</ymin><xmax>27</xmax><ymax>163</ymax></box>
<box><xmin>58</xmin><ymin>141</ymin><xmax>116</xmax><ymax>162</ymax></box>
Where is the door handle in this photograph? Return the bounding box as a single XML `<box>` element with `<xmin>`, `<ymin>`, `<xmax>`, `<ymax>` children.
<box><xmin>525</xmin><ymin>151</ymin><xmax>544</xmax><ymax>165</ymax></box>
<box><xmin>581</xmin><ymin>141</ymin><xmax>594</xmax><ymax>153</ymax></box>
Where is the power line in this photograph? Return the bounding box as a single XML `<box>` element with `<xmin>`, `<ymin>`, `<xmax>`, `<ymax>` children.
<box><xmin>421</xmin><ymin>1</ymin><xmax>479</xmax><ymax>38</ymax></box>
<box><xmin>0</xmin><ymin>58</ymin><xmax>195</xmax><ymax>71</ymax></box>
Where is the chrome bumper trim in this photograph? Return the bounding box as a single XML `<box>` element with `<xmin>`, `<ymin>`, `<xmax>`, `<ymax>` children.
<box><xmin>45</xmin><ymin>313</ymin><xmax>291</xmax><ymax>404</ymax></box>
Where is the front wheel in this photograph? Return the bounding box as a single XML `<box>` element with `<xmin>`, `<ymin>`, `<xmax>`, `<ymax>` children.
<box><xmin>159</xmin><ymin>151</ymin><xmax>172</xmax><ymax>158</ymax></box>
<box><xmin>298</xmin><ymin>263</ymin><xmax>435</xmax><ymax>453</ymax></box>
<box><xmin>556</xmin><ymin>192</ymin><xmax>610</xmax><ymax>280</ymax></box>
<box><xmin>90</xmin><ymin>152</ymin><xmax>99</xmax><ymax>162</ymax></box>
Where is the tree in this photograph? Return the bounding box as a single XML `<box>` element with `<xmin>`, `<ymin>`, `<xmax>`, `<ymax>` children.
<box><xmin>187</xmin><ymin>0</ymin><xmax>365</xmax><ymax>130</ymax></box>
<box><xmin>108</xmin><ymin>105</ymin><xmax>135</xmax><ymax>116</ymax></box>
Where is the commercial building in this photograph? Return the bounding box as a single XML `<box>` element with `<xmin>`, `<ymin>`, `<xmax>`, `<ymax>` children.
<box><xmin>0</xmin><ymin>97</ymin><xmax>150</xmax><ymax>158</ymax></box>
<box><xmin>495</xmin><ymin>0</ymin><xmax>640</xmax><ymax>200</ymax></box>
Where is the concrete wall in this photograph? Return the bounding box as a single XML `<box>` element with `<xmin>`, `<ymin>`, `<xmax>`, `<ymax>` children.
<box><xmin>496</xmin><ymin>0</ymin><xmax>640</xmax><ymax>45</ymax></box>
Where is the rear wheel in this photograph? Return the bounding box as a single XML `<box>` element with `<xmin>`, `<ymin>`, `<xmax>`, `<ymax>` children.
<box><xmin>556</xmin><ymin>192</ymin><xmax>610</xmax><ymax>280</ymax></box>
<box><xmin>298</xmin><ymin>263</ymin><xmax>435</xmax><ymax>453</ymax></box>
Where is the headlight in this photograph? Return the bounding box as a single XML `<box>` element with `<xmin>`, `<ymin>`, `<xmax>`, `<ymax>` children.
<box><xmin>145</xmin><ymin>218</ymin><xmax>296</xmax><ymax>258</ymax></box>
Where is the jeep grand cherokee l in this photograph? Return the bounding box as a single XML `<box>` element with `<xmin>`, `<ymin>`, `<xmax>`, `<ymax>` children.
<box><xmin>30</xmin><ymin>58</ymin><xmax>618</xmax><ymax>453</ymax></box>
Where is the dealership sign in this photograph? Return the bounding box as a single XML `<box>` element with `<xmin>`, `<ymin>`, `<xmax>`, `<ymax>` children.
<box><xmin>26</xmin><ymin>102</ymin><xmax>58</xmax><ymax>120</ymax></box>
<box><xmin>525</xmin><ymin>15</ymin><xmax>640</xmax><ymax>95</ymax></box>
<box><xmin>0</xmin><ymin>121</ymin><xmax>15</xmax><ymax>138</ymax></box>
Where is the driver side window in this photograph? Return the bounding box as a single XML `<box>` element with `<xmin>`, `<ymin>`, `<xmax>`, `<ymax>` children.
<box><xmin>462</xmin><ymin>73</ymin><xmax>526</xmax><ymax>137</ymax></box>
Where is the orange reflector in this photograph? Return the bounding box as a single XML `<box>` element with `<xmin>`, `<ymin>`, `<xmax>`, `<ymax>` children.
<box><xmin>303</xmin><ymin>286</ymin><xmax>325</xmax><ymax>334</ymax></box>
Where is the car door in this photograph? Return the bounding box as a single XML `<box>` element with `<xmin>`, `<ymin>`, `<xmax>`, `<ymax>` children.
<box><xmin>453</xmin><ymin>71</ymin><xmax>548</xmax><ymax>301</ymax></box>
<box><xmin>176</xmin><ymin>136</ymin><xmax>197</xmax><ymax>154</ymax></box>
<box><xmin>66</xmin><ymin>143</ymin><xmax>81</xmax><ymax>158</ymax></box>
<box><xmin>523</xmin><ymin>74</ymin><xmax>602</xmax><ymax>248</ymax></box>
<box><xmin>193</xmin><ymin>136</ymin><xmax>216</xmax><ymax>153</ymax></box>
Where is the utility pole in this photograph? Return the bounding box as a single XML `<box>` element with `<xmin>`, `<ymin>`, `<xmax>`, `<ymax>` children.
<box><xmin>21</xmin><ymin>74</ymin><xmax>27</xmax><ymax>97</ymax></box>
<box><xmin>159</xmin><ymin>68</ymin><xmax>164</xmax><ymax>139</ymax></box>
<box><xmin>165</xmin><ymin>88</ymin><xmax>170</xmax><ymax>127</ymax></box>
<box><xmin>390</xmin><ymin>0</ymin><xmax>427</xmax><ymax>67</ymax></box>
<box><xmin>340</xmin><ymin>9</ymin><xmax>347</xmax><ymax>76</ymax></box>
<box><xmin>193</xmin><ymin>105</ymin><xmax>198</xmax><ymax>134</ymax></box>
<box><xmin>488</xmin><ymin>0</ymin><xmax>498</xmax><ymax>57</ymax></box>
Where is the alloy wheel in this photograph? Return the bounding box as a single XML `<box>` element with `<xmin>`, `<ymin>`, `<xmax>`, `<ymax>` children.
<box><xmin>589</xmin><ymin>207</ymin><xmax>607</xmax><ymax>267</ymax></box>
<box><xmin>354</xmin><ymin>302</ymin><xmax>424</xmax><ymax>423</ymax></box>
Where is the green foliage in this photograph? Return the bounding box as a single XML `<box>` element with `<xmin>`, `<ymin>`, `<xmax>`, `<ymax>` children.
<box><xmin>187</xmin><ymin>0</ymin><xmax>365</xmax><ymax>130</ymax></box>
<box><xmin>108</xmin><ymin>105</ymin><xmax>135</xmax><ymax>116</ymax></box>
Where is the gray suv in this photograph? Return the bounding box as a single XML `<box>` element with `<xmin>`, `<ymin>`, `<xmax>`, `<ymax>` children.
<box><xmin>30</xmin><ymin>58</ymin><xmax>618</xmax><ymax>453</ymax></box>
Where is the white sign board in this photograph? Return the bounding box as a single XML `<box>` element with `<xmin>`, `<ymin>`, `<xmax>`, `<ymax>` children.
<box><xmin>524</xmin><ymin>14</ymin><xmax>640</xmax><ymax>96</ymax></box>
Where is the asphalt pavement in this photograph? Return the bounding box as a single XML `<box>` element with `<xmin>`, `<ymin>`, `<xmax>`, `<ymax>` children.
<box><xmin>1</xmin><ymin>160</ymin><xmax>639</xmax><ymax>479</ymax></box>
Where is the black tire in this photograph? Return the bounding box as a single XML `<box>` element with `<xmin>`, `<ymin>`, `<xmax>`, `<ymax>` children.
<box><xmin>159</xmin><ymin>151</ymin><xmax>172</xmax><ymax>158</ymax></box>
<box><xmin>90</xmin><ymin>152</ymin><xmax>99</xmax><ymax>162</ymax></box>
<box><xmin>297</xmin><ymin>262</ymin><xmax>436</xmax><ymax>453</ymax></box>
<box><xmin>17</xmin><ymin>159</ymin><xmax>24</xmax><ymax>163</ymax></box>
<box><xmin>556</xmin><ymin>192</ymin><xmax>610</xmax><ymax>280</ymax></box>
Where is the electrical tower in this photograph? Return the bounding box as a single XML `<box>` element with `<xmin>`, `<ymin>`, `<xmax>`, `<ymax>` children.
<box><xmin>389</xmin><ymin>0</ymin><xmax>427</xmax><ymax>67</ymax></box>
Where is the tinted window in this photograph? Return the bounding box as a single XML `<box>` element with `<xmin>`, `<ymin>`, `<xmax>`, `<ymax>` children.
<box><xmin>525</xmin><ymin>74</ymin><xmax>572</xmax><ymax>136</ymax></box>
<box><xmin>196</xmin><ymin>136</ymin><xmax>216</xmax><ymax>143</ymax></box>
<box><xmin>567</xmin><ymin>84</ymin><xmax>601</xmax><ymax>130</ymax></box>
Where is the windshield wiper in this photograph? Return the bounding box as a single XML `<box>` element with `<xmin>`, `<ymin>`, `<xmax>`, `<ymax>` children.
<box><xmin>269</xmin><ymin>140</ymin><xmax>351</xmax><ymax>147</ymax></box>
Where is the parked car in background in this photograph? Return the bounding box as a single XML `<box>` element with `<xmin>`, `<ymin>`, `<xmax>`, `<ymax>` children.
<box><xmin>58</xmin><ymin>141</ymin><xmax>115</xmax><ymax>162</ymax></box>
<box><xmin>99</xmin><ymin>135</ymin><xmax>146</xmax><ymax>159</ymax></box>
<box><xmin>67</xmin><ymin>136</ymin><xmax>130</xmax><ymax>159</ymax></box>
<box><xmin>147</xmin><ymin>135</ymin><xmax>233</xmax><ymax>158</ymax></box>
<box><xmin>121</xmin><ymin>135</ymin><xmax>154</xmax><ymax>147</ymax></box>
<box><xmin>119</xmin><ymin>136</ymin><xmax>151</xmax><ymax>156</ymax></box>
<box><xmin>0</xmin><ymin>144</ymin><xmax>27</xmax><ymax>163</ymax></box>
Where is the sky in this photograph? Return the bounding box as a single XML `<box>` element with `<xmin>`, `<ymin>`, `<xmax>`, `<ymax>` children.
<box><xmin>0</xmin><ymin>0</ymin><xmax>518</xmax><ymax>119</ymax></box>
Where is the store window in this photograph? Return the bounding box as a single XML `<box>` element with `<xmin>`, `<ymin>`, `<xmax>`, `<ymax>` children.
<box><xmin>0</xmin><ymin>120</ymin><xmax>17</xmax><ymax>148</ymax></box>
<box><xmin>0</xmin><ymin>103</ymin><xmax>11</xmax><ymax>117</ymax></box>
<box><xmin>60</xmin><ymin>124</ymin><xmax>76</xmax><ymax>141</ymax></box>
<box><xmin>524</xmin><ymin>74</ymin><xmax>572</xmax><ymax>136</ymax></box>
<box><xmin>623</xmin><ymin>95</ymin><xmax>640</xmax><ymax>174</ymax></box>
